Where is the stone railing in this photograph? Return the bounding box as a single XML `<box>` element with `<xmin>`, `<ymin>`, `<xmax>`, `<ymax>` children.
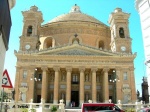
<box><xmin>1</xmin><ymin>100</ymin><xmax>65</xmax><ymax>112</ymax></box>
<box><xmin>116</xmin><ymin>100</ymin><xmax>150</xmax><ymax>112</ymax></box>
<box><xmin>1</xmin><ymin>100</ymin><xmax>150</xmax><ymax>112</ymax></box>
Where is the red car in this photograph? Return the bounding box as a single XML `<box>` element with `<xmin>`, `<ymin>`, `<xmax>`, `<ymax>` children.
<box><xmin>138</xmin><ymin>108</ymin><xmax>150</xmax><ymax>112</ymax></box>
<box><xmin>81</xmin><ymin>103</ymin><xmax>125</xmax><ymax>112</ymax></box>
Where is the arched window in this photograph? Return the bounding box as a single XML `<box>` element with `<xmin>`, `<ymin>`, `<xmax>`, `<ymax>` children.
<box><xmin>119</xmin><ymin>27</ymin><xmax>125</xmax><ymax>38</ymax></box>
<box><xmin>98</xmin><ymin>41</ymin><xmax>104</xmax><ymax>49</ymax></box>
<box><xmin>27</xmin><ymin>26</ymin><xmax>32</xmax><ymax>36</ymax></box>
<box><xmin>43</xmin><ymin>37</ymin><xmax>53</xmax><ymax>49</ymax></box>
<box><xmin>72</xmin><ymin>74</ymin><xmax>78</xmax><ymax>84</ymax></box>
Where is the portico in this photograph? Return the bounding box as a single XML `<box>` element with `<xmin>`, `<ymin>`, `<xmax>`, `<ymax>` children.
<box><xmin>15</xmin><ymin>53</ymin><xmax>136</xmax><ymax>105</ymax></box>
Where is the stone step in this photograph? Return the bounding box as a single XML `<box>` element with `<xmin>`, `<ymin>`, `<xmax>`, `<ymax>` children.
<box><xmin>65</xmin><ymin>109</ymin><xmax>81</xmax><ymax>112</ymax></box>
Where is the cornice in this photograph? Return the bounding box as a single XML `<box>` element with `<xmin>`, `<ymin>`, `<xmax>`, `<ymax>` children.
<box><xmin>14</xmin><ymin>46</ymin><xmax>136</xmax><ymax>60</ymax></box>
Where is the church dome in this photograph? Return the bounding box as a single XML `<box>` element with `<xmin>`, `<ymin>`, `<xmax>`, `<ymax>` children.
<box><xmin>49</xmin><ymin>4</ymin><xmax>103</xmax><ymax>24</ymax></box>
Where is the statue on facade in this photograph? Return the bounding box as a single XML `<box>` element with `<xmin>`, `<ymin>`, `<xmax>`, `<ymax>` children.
<box><xmin>137</xmin><ymin>90</ymin><xmax>140</xmax><ymax>101</ymax></box>
<box><xmin>11</xmin><ymin>90</ymin><xmax>15</xmax><ymax>100</ymax></box>
<box><xmin>36</xmin><ymin>40</ymin><xmax>41</xmax><ymax>50</ymax></box>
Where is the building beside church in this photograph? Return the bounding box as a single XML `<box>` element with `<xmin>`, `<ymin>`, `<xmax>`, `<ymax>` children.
<box><xmin>0</xmin><ymin>0</ymin><xmax>16</xmax><ymax>92</ymax></box>
<box><xmin>135</xmin><ymin>0</ymin><xmax>150</xmax><ymax>98</ymax></box>
<box><xmin>14</xmin><ymin>5</ymin><xmax>136</xmax><ymax>106</ymax></box>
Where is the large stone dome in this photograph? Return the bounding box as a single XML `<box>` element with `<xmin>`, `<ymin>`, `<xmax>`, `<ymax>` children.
<box><xmin>49</xmin><ymin>4</ymin><xmax>103</xmax><ymax>24</ymax></box>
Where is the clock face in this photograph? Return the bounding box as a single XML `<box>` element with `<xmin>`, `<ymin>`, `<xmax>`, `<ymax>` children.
<box><xmin>25</xmin><ymin>44</ymin><xmax>31</xmax><ymax>50</ymax></box>
<box><xmin>121</xmin><ymin>46</ymin><xmax>126</xmax><ymax>51</ymax></box>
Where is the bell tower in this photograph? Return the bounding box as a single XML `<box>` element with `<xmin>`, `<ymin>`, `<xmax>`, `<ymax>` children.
<box><xmin>20</xmin><ymin>6</ymin><xmax>43</xmax><ymax>51</ymax></box>
<box><xmin>108</xmin><ymin>8</ymin><xmax>132</xmax><ymax>53</ymax></box>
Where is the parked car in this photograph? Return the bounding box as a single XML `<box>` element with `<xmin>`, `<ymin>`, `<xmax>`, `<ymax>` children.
<box><xmin>137</xmin><ymin>108</ymin><xmax>150</xmax><ymax>112</ymax></box>
<box><xmin>81</xmin><ymin>103</ymin><xmax>125</xmax><ymax>112</ymax></box>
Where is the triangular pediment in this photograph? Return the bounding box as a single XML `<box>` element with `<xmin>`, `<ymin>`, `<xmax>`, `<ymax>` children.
<box><xmin>37</xmin><ymin>44</ymin><xmax>118</xmax><ymax>56</ymax></box>
<box><xmin>54</xmin><ymin>49</ymin><xmax>106</xmax><ymax>56</ymax></box>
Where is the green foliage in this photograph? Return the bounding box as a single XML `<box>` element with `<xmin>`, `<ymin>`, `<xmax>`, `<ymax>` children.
<box><xmin>51</xmin><ymin>106</ymin><xmax>57</xmax><ymax>112</ymax></box>
<box><xmin>29</xmin><ymin>108</ymin><xmax>36</xmax><ymax>112</ymax></box>
<box><xmin>0</xmin><ymin>91</ymin><xmax>8</xmax><ymax>101</ymax></box>
<box><xmin>21</xmin><ymin>108</ymin><xmax>28</xmax><ymax>112</ymax></box>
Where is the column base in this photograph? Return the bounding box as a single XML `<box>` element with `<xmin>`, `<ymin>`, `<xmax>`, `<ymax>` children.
<box><xmin>92</xmin><ymin>100</ymin><xmax>96</xmax><ymax>103</ymax></box>
<box><xmin>80</xmin><ymin>100</ymin><xmax>84</xmax><ymax>107</ymax></box>
<box><xmin>66</xmin><ymin>100</ymin><xmax>71</xmax><ymax>107</ymax></box>
<box><xmin>53</xmin><ymin>100</ymin><xmax>58</xmax><ymax>104</ymax></box>
<box><xmin>104</xmin><ymin>100</ymin><xmax>109</xmax><ymax>103</ymax></box>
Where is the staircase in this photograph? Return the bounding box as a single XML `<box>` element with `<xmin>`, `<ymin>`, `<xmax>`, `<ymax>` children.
<box><xmin>65</xmin><ymin>107</ymin><xmax>81</xmax><ymax>112</ymax></box>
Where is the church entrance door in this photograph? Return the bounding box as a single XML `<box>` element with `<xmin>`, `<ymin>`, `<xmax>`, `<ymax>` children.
<box><xmin>71</xmin><ymin>91</ymin><xmax>79</xmax><ymax>107</ymax></box>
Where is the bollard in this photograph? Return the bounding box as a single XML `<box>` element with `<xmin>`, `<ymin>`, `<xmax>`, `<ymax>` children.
<box><xmin>117</xmin><ymin>100</ymin><xmax>122</xmax><ymax>109</ymax></box>
<box><xmin>88</xmin><ymin>99</ymin><xmax>93</xmax><ymax>103</ymax></box>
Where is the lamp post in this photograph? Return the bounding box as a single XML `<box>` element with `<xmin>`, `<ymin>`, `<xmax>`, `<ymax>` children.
<box><xmin>30</xmin><ymin>68</ymin><xmax>41</xmax><ymax>81</ymax></box>
<box><xmin>109</xmin><ymin>70</ymin><xmax>120</xmax><ymax>103</ymax></box>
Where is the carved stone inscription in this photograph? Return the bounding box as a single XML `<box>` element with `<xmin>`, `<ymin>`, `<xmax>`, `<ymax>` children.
<box><xmin>40</xmin><ymin>28</ymin><xmax>106</xmax><ymax>36</ymax></box>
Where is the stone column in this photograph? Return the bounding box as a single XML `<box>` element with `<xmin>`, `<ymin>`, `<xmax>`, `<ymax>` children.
<box><xmin>66</xmin><ymin>67</ymin><xmax>72</xmax><ymax>107</ymax></box>
<box><xmin>91</xmin><ymin>68</ymin><xmax>97</xmax><ymax>103</ymax></box>
<box><xmin>103</xmin><ymin>68</ymin><xmax>109</xmax><ymax>102</ymax></box>
<box><xmin>130</xmin><ymin>67</ymin><xmax>136</xmax><ymax>102</ymax></box>
<box><xmin>53</xmin><ymin>66</ymin><xmax>60</xmax><ymax>104</ymax></box>
<box><xmin>14</xmin><ymin>66</ymin><xmax>21</xmax><ymax>102</ymax></box>
<box><xmin>79</xmin><ymin>67</ymin><xmax>85</xmax><ymax>106</ymax></box>
<box><xmin>28</xmin><ymin>67</ymin><xmax>36</xmax><ymax>102</ymax></box>
<box><xmin>41</xmin><ymin>67</ymin><xmax>48</xmax><ymax>103</ymax></box>
<box><xmin>116</xmin><ymin>68</ymin><xmax>122</xmax><ymax>102</ymax></box>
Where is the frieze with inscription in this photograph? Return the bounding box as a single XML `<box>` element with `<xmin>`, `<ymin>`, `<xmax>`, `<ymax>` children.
<box><xmin>40</xmin><ymin>28</ymin><xmax>106</xmax><ymax>36</ymax></box>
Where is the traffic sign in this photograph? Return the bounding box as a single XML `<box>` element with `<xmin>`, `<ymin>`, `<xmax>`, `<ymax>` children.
<box><xmin>2</xmin><ymin>69</ymin><xmax>13</xmax><ymax>88</ymax></box>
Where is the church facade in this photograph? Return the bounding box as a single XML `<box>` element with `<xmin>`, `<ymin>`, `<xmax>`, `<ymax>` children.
<box><xmin>14</xmin><ymin>5</ymin><xmax>136</xmax><ymax>106</ymax></box>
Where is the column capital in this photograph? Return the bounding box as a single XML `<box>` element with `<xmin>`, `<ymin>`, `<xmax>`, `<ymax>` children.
<box><xmin>114</xmin><ymin>67</ymin><xmax>122</xmax><ymax>71</ymax></box>
<box><xmin>41</xmin><ymin>67</ymin><xmax>48</xmax><ymax>71</ymax></box>
<box><xmin>91</xmin><ymin>67</ymin><xmax>98</xmax><ymax>72</ymax></box>
<box><xmin>53</xmin><ymin>66</ymin><xmax>60</xmax><ymax>72</ymax></box>
<box><xmin>28</xmin><ymin>66</ymin><xmax>36</xmax><ymax>70</ymax></box>
<box><xmin>79</xmin><ymin>67</ymin><xmax>85</xmax><ymax>72</ymax></box>
<box><xmin>129</xmin><ymin>67</ymin><xmax>135</xmax><ymax>71</ymax></box>
<box><xmin>103</xmin><ymin>67</ymin><xmax>109</xmax><ymax>72</ymax></box>
<box><xmin>66</xmin><ymin>66</ymin><xmax>72</xmax><ymax>72</ymax></box>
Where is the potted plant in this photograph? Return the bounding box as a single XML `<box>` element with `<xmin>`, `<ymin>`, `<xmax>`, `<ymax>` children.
<box><xmin>29</xmin><ymin>108</ymin><xmax>36</xmax><ymax>112</ymax></box>
<box><xmin>51</xmin><ymin>106</ymin><xmax>57</xmax><ymax>112</ymax></box>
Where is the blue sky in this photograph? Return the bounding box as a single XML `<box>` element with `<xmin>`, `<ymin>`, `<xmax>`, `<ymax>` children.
<box><xmin>4</xmin><ymin>0</ymin><xmax>145</xmax><ymax>95</ymax></box>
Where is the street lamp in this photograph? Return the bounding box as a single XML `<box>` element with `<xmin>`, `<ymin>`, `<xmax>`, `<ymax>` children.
<box><xmin>30</xmin><ymin>68</ymin><xmax>41</xmax><ymax>81</ymax></box>
<box><xmin>109</xmin><ymin>70</ymin><xmax>120</xmax><ymax>103</ymax></box>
